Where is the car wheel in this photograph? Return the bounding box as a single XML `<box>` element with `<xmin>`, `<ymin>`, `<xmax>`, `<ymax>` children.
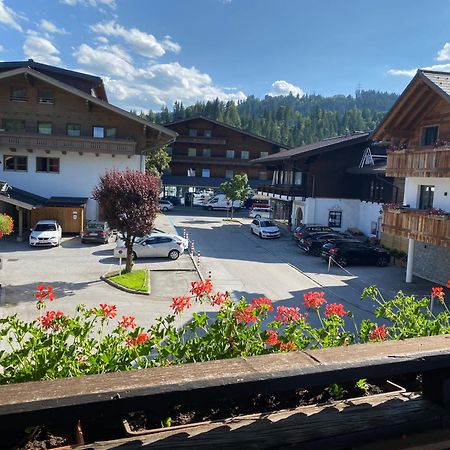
<box><xmin>259</xmin><ymin>232</ymin><xmax>263</xmax><ymax>239</ymax></box>
<box><xmin>255</xmin><ymin>214</ymin><xmax>261</xmax><ymax>219</ymax></box>
<box><xmin>131</xmin><ymin>251</ymin><xmax>137</xmax><ymax>260</ymax></box>
<box><xmin>250</xmin><ymin>227</ymin><xmax>254</xmax><ymax>234</ymax></box>
<box><xmin>377</xmin><ymin>256</ymin><xmax>389</xmax><ymax>267</ymax></box>
<box><xmin>103</xmin><ymin>240</ymin><xmax>108</xmax><ymax>244</ymax></box>
<box><xmin>337</xmin><ymin>257</ymin><xmax>348</xmax><ymax>267</ymax></box>
<box><xmin>162</xmin><ymin>207</ymin><xmax>168</xmax><ymax>212</ymax></box>
<box><xmin>169</xmin><ymin>249</ymin><xmax>180</xmax><ymax>260</ymax></box>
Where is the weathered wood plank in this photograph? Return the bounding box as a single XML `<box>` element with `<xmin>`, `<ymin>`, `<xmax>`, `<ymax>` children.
<box><xmin>75</xmin><ymin>395</ymin><xmax>446</xmax><ymax>449</ymax></box>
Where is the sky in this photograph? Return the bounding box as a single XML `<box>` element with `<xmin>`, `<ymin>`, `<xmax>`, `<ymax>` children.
<box><xmin>0</xmin><ymin>0</ymin><xmax>450</xmax><ymax>113</ymax></box>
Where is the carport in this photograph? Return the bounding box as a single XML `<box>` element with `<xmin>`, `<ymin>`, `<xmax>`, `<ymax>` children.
<box><xmin>0</xmin><ymin>183</ymin><xmax>46</xmax><ymax>241</ymax></box>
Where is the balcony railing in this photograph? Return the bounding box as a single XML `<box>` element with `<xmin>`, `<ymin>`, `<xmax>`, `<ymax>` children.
<box><xmin>0</xmin><ymin>132</ymin><xmax>137</xmax><ymax>155</ymax></box>
<box><xmin>258</xmin><ymin>184</ymin><xmax>307</xmax><ymax>199</ymax></box>
<box><xmin>176</xmin><ymin>136</ymin><xmax>227</xmax><ymax>145</ymax></box>
<box><xmin>171</xmin><ymin>155</ymin><xmax>256</xmax><ymax>166</ymax></box>
<box><xmin>382</xmin><ymin>208</ymin><xmax>450</xmax><ymax>247</ymax></box>
<box><xmin>386</xmin><ymin>147</ymin><xmax>450</xmax><ymax>178</ymax></box>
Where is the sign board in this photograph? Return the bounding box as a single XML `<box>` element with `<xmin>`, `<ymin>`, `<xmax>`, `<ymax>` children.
<box><xmin>113</xmin><ymin>247</ymin><xmax>128</xmax><ymax>258</ymax></box>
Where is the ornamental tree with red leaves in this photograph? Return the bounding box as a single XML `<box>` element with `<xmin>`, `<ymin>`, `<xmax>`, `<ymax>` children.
<box><xmin>93</xmin><ymin>169</ymin><xmax>160</xmax><ymax>273</ymax></box>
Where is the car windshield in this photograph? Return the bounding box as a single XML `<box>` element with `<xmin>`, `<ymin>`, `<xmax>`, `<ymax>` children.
<box><xmin>35</xmin><ymin>224</ymin><xmax>56</xmax><ymax>231</ymax></box>
<box><xmin>86</xmin><ymin>223</ymin><xmax>104</xmax><ymax>230</ymax></box>
<box><xmin>260</xmin><ymin>221</ymin><xmax>275</xmax><ymax>227</ymax></box>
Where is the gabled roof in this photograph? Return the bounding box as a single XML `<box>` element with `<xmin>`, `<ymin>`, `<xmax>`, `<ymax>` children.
<box><xmin>166</xmin><ymin>115</ymin><xmax>289</xmax><ymax>149</ymax></box>
<box><xmin>0</xmin><ymin>59</ymin><xmax>107</xmax><ymax>100</ymax></box>
<box><xmin>253</xmin><ymin>132</ymin><xmax>370</xmax><ymax>164</ymax></box>
<box><xmin>0</xmin><ymin>67</ymin><xmax>177</xmax><ymax>144</ymax></box>
<box><xmin>373</xmin><ymin>69</ymin><xmax>450</xmax><ymax>141</ymax></box>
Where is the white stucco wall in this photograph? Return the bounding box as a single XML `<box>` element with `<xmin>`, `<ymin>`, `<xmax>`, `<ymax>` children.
<box><xmin>292</xmin><ymin>197</ymin><xmax>383</xmax><ymax>237</ymax></box>
<box><xmin>0</xmin><ymin>149</ymin><xmax>141</xmax><ymax>220</ymax></box>
<box><xmin>404</xmin><ymin>177</ymin><xmax>450</xmax><ymax>210</ymax></box>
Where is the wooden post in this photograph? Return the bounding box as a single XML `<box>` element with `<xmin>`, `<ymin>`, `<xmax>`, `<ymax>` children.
<box><xmin>16</xmin><ymin>206</ymin><xmax>23</xmax><ymax>242</ymax></box>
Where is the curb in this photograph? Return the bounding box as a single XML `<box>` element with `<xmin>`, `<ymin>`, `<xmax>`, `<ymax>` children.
<box><xmin>222</xmin><ymin>218</ymin><xmax>245</xmax><ymax>225</ymax></box>
<box><xmin>100</xmin><ymin>269</ymin><xmax>151</xmax><ymax>296</ymax></box>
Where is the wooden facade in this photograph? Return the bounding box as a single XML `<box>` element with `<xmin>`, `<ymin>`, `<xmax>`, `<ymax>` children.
<box><xmin>30</xmin><ymin>206</ymin><xmax>85</xmax><ymax>234</ymax></box>
<box><xmin>165</xmin><ymin>117</ymin><xmax>285</xmax><ymax>185</ymax></box>
<box><xmin>382</xmin><ymin>209</ymin><xmax>450</xmax><ymax>248</ymax></box>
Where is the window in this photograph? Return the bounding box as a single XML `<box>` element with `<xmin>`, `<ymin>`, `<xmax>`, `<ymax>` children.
<box><xmin>67</xmin><ymin>123</ymin><xmax>81</xmax><ymax>137</ymax></box>
<box><xmin>38</xmin><ymin>122</ymin><xmax>52</xmax><ymax>135</ymax></box>
<box><xmin>259</xmin><ymin>171</ymin><xmax>268</xmax><ymax>180</ymax></box>
<box><xmin>419</xmin><ymin>185</ymin><xmax>435</xmax><ymax>209</ymax></box>
<box><xmin>225</xmin><ymin>170</ymin><xmax>234</xmax><ymax>178</ymax></box>
<box><xmin>188</xmin><ymin>128</ymin><xmax>197</xmax><ymax>137</ymax></box>
<box><xmin>2</xmin><ymin>119</ymin><xmax>25</xmax><ymax>133</ymax></box>
<box><xmin>202</xmin><ymin>168</ymin><xmax>210</xmax><ymax>177</ymax></box>
<box><xmin>10</xmin><ymin>86</ymin><xmax>27</xmax><ymax>102</ymax></box>
<box><xmin>226</xmin><ymin>149</ymin><xmax>235</xmax><ymax>158</ymax></box>
<box><xmin>187</xmin><ymin>168</ymin><xmax>196</xmax><ymax>176</ymax></box>
<box><xmin>93</xmin><ymin>126</ymin><xmax>105</xmax><ymax>138</ymax></box>
<box><xmin>422</xmin><ymin>126</ymin><xmax>439</xmax><ymax>146</ymax></box>
<box><xmin>260</xmin><ymin>151</ymin><xmax>269</xmax><ymax>159</ymax></box>
<box><xmin>38</xmin><ymin>88</ymin><xmax>54</xmax><ymax>104</ymax></box>
<box><xmin>188</xmin><ymin>148</ymin><xmax>197</xmax><ymax>157</ymax></box>
<box><xmin>241</xmin><ymin>150</ymin><xmax>249</xmax><ymax>160</ymax></box>
<box><xmin>202</xmin><ymin>148</ymin><xmax>211</xmax><ymax>157</ymax></box>
<box><xmin>204</xmin><ymin>129</ymin><xmax>212</xmax><ymax>137</ymax></box>
<box><xmin>3</xmin><ymin>155</ymin><xmax>27</xmax><ymax>171</ymax></box>
<box><xmin>328</xmin><ymin>211</ymin><xmax>342</xmax><ymax>228</ymax></box>
<box><xmin>36</xmin><ymin>157</ymin><xmax>60</xmax><ymax>173</ymax></box>
<box><xmin>106</xmin><ymin>127</ymin><xmax>117</xmax><ymax>138</ymax></box>
<box><xmin>294</xmin><ymin>172</ymin><xmax>303</xmax><ymax>185</ymax></box>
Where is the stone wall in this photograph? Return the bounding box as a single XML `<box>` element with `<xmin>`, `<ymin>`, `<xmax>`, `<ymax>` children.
<box><xmin>413</xmin><ymin>242</ymin><xmax>450</xmax><ymax>286</ymax></box>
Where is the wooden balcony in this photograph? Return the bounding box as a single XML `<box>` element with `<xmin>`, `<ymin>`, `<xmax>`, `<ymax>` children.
<box><xmin>382</xmin><ymin>208</ymin><xmax>450</xmax><ymax>247</ymax></box>
<box><xmin>176</xmin><ymin>136</ymin><xmax>227</xmax><ymax>145</ymax></box>
<box><xmin>258</xmin><ymin>184</ymin><xmax>308</xmax><ymax>199</ymax></box>
<box><xmin>0</xmin><ymin>132</ymin><xmax>137</xmax><ymax>155</ymax></box>
<box><xmin>171</xmin><ymin>155</ymin><xmax>256</xmax><ymax>166</ymax></box>
<box><xmin>386</xmin><ymin>147</ymin><xmax>450</xmax><ymax>177</ymax></box>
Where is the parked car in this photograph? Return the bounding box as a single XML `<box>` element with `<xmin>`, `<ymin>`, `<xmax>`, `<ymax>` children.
<box><xmin>162</xmin><ymin>196</ymin><xmax>181</xmax><ymax>206</ymax></box>
<box><xmin>159</xmin><ymin>200</ymin><xmax>174</xmax><ymax>212</ymax></box>
<box><xmin>81</xmin><ymin>221</ymin><xmax>112</xmax><ymax>244</ymax></box>
<box><xmin>250</xmin><ymin>219</ymin><xmax>280</xmax><ymax>239</ymax></box>
<box><xmin>249</xmin><ymin>207</ymin><xmax>273</xmax><ymax>219</ymax></box>
<box><xmin>29</xmin><ymin>220</ymin><xmax>62</xmax><ymax>247</ymax></box>
<box><xmin>298</xmin><ymin>232</ymin><xmax>349</xmax><ymax>256</ymax></box>
<box><xmin>321</xmin><ymin>240</ymin><xmax>390</xmax><ymax>267</ymax></box>
<box><xmin>293</xmin><ymin>224</ymin><xmax>333</xmax><ymax>242</ymax></box>
<box><xmin>116</xmin><ymin>230</ymin><xmax>188</xmax><ymax>248</ymax></box>
<box><xmin>203</xmin><ymin>194</ymin><xmax>243</xmax><ymax>211</ymax></box>
<box><xmin>115</xmin><ymin>233</ymin><xmax>187</xmax><ymax>260</ymax></box>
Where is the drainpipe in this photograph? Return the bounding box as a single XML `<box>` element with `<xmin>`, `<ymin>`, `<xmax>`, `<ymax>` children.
<box><xmin>406</xmin><ymin>238</ymin><xmax>415</xmax><ymax>283</ymax></box>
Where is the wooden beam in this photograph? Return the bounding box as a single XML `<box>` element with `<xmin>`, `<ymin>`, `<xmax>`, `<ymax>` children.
<box><xmin>383</xmin><ymin>128</ymin><xmax>414</xmax><ymax>139</ymax></box>
<box><xmin>403</xmin><ymin>94</ymin><xmax>440</xmax><ymax>130</ymax></box>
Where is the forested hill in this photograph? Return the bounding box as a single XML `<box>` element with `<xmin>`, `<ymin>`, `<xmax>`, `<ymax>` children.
<box><xmin>143</xmin><ymin>89</ymin><xmax>398</xmax><ymax>147</ymax></box>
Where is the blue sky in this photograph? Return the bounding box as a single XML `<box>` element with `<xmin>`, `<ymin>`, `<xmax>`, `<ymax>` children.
<box><xmin>1</xmin><ymin>0</ymin><xmax>450</xmax><ymax>112</ymax></box>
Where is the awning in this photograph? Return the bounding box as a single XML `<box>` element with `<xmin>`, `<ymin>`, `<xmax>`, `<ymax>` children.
<box><xmin>162</xmin><ymin>175</ymin><xmax>260</xmax><ymax>188</ymax></box>
<box><xmin>0</xmin><ymin>183</ymin><xmax>47</xmax><ymax>210</ymax></box>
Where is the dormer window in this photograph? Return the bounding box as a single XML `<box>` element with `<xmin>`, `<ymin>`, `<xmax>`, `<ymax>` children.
<box><xmin>188</xmin><ymin>128</ymin><xmax>197</xmax><ymax>137</ymax></box>
<box><xmin>10</xmin><ymin>86</ymin><xmax>27</xmax><ymax>102</ymax></box>
<box><xmin>38</xmin><ymin>88</ymin><xmax>54</xmax><ymax>104</ymax></box>
<box><xmin>422</xmin><ymin>126</ymin><xmax>438</xmax><ymax>146</ymax></box>
<box><xmin>204</xmin><ymin>130</ymin><xmax>212</xmax><ymax>137</ymax></box>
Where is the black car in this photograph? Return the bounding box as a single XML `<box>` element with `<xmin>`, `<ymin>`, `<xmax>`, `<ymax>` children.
<box><xmin>81</xmin><ymin>221</ymin><xmax>112</xmax><ymax>244</ymax></box>
<box><xmin>298</xmin><ymin>232</ymin><xmax>349</xmax><ymax>256</ymax></box>
<box><xmin>293</xmin><ymin>224</ymin><xmax>333</xmax><ymax>242</ymax></box>
<box><xmin>321</xmin><ymin>240</ymin><xmax>390</xmax><ymax>267</ymax></box>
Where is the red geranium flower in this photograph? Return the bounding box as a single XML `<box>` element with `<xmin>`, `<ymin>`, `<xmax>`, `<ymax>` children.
<box><xmin>369</xmin><ymin>325</ymin><xmax>387</xmax><ymax>341</ymax></box>
<box><xmin>190</xmin><ymin>279</ymin><xmax>213</xmax><ymax>298</ymax></box>
<box><xmin>34</xmin><ymin>285</ymin><xmax>55</xmax><ymax>302</ymax></box>
<box><xmin>234</xmin><ymin>305</ymin><xmax>257</xmax><ymax>324</ymax></box>
<box><xmin>171</xmin><ymin>296</ymin><xmax>192</xmax><ymax>314</ymax></box>
<box><xmin>118</xmin><ymin>315</ymin><xmax>136</xmax><ymax>330</ymax></box>
<box><xmin>303</xmin><ymin>291</ymin><xmax>327</xmax><ymax>309</ymax></box>
<box><xmin>274</xmin><ymin>305</ymin><xmax>302</xmax><ymax>324</ymax></box>
<box><xmin>125</xmin><ymin>332</ymin><xmax>150</xmax><ymax>347</ymax></box>
<box><xmin>279</xmin><ymin>341</ymin><xmax>297</xmax><ymax>352</ymax></box>
<box><xmin>99</xmin><ymin>303</ymin><xmax>117</xmax><ymax>318</ymax></box>
<box><xmin>37</xmin><ymin>310</ymin><xmax>65</xmax><ymax>330</ymax></box>
<box><xmin>325</xmin><ymin>303</ymin><xmax>347</xmax><ymax>317</ymax></box>
<box><xmin>431</xmin><ymin>286</ymin><xmax>445</xmax><ymax>301</ymax></box>
<box><xmin>265</xmin><ymin>329</ymin><xmax>279</xmax><ymax>346</ymax></box>
<box><xmin>211</xmin><ymin>292</ymin><xmax>228</xmax><ymax>306</ymax></box>
<box><xmin>251</xmin><ymin>297</ymin><xmax>273</xmax><ymax>312</ymax></box>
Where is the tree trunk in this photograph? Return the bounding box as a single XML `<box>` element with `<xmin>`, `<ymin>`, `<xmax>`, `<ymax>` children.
<box><xmin>231</xmin><ymin>203</ymin><xmax>234</xmax><ymax>219</ymax></box>
<box><xmin>125</xmin><ymin>236</ymin><xmax>134</xmax><ymax>273</ymax></box>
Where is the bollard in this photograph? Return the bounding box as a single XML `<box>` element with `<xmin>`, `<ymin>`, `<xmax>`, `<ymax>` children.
<box><xmin>197</xmin><ymin>251</ymin><xmax>201</xmax><ymax>265</ymax></box>
<box><xmin>328</xmin><ymin>256</ymin><xmax>332</xmax><ymax>272</ymax></box>
<box><xmin>208</xmin><ymin>271</ymin><xmax>212</xmax><ymax>280</ymax></box>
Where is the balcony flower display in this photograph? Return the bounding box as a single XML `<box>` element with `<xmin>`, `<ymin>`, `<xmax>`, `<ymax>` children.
<box><xmin>383</xmin><ymin>203</ymin><xmax>401</xmax><ymax>212</ymax></box>
<box><xmin>434</xmin><ymin>138</ymin><xmax>450</xmax><ymax>148</ymax></box>
<box><xmin>387</xmin><ymin>143</ymin><xmax>407</xmax><ymax>152</ymax></box>
<box><xmin>427</xmin><ymin>207</ymin><xmax>448</xmax><ymax>219</ymax></box>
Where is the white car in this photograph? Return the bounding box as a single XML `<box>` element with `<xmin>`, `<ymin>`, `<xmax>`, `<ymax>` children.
<box><xmin>116</xmin><ymin>231</ymin><xmax>188</xmax><ymax>248</ymax></box>
<box><xmin>115</xmin><ymin>233</ymin><xmax>187</xmax><ymax>260</ymax></box>
<box><xmin>29</xmin><ymin>220</ymin><xmax>62</xmax><ymax>247</ymax></box>
<box><xmin>159</xmin><ymin>200</ymin><xmax>174</xmax><ymax>212</ymax></box>
<box><xmin>250</xmin><ymin>219</ymin><xmax>281</xmax><ymax>239</ymax></box>
<box><xmin>249</xmin><ymin>207</ymin><xmax>273</xmax><ymax>219</ymax></box>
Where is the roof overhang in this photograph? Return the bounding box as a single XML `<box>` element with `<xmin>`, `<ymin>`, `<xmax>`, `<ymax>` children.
<box><xmin>0</xmin><ymin>184</ymin><xmax>47</xmax><ymax>210</ymax></box>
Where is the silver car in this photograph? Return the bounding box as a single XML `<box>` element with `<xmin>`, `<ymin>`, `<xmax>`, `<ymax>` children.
<box><xmin>123</xmin><ymin>233</ymin><xmax>187</xmax><ymax>260</ymax></box>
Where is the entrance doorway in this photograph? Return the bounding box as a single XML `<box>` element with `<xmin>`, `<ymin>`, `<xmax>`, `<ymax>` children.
<box><xmin>295</xmin><ymin>207</ymin><xmax>303</xmax><ymax>227</ymax></box>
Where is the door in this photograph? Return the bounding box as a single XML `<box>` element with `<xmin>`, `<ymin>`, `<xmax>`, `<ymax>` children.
<box><xmin>419</xmin><ymin>185</ymin><xmax>434</xmax><ymax>209</ymax></box>
<box><xmin>139</xmin><ymin>237</ymin><xmax>158</xmax><ymax>258</ymax></box>
<box><xmin>154</xmin><ymin>236</ymin><xmax>174</xmax><ymax>257</ymax></box>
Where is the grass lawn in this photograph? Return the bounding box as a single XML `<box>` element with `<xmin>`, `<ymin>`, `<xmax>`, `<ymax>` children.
<box><xmin>110</xmin><ymin>269</ymin><xmax>148</xmax><ymax>293</ymax></box>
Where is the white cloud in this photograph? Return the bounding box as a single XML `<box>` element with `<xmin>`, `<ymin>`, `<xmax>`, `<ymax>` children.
<box><xmin>0</xmin><ymin>44</ymin><xmax>4</xmax><ymax>52</ymax></box>
<box><xmin>95</xmin><ymin>36</ymin><xmax>108</xmax><ymax>44</ymax></box>
<box><xmin>268</xmin><ymin>80</ymin><xmax>304</xmax><ymax>97</ymax></box>
<box><xmin>388</xmin><ymin>63</ymin><xmax>450</xmax><ymax>77</ymax></box>
<box><xmin>60</xmin><ymin>0</ymin><xmax>116</xmax><ymax>8</ymax></box>
<box><xmin>23</xmin><ymin>32</ymin><xmax>61</xmax><ymax>65</ymax></box>
<box><xmin>90</xmin><ymin>20</ymin><xmax>180</xmax><ymax>57</ymax></box>
<box><xmin>0</xmin><ymin>0</ymin><xmax>22</xmax><ymax>31</ymax></box>
<box><xmin>40</xmin><ymin>19</ymin><xmax>68</xmax><ymax>35</ymax></box>
<box><xmin>437</xmin><ymin>42</ymin><xmax>450</xmax><ymax>61</ymax></box>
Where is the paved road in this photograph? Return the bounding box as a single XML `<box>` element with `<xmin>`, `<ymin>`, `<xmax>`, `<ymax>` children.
<box><xmin>168</xmin><ymin>207</ymin><xmax>438</xmax><ymax>325</ymax></box>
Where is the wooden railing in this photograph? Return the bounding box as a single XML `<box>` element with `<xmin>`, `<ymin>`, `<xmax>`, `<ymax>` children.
<box><xmin>176</xmin><ymin>136</ymin><xmax>227</xmax><ymax>145</ymax></box>
<box><xmin>0</xmin><ymin>132</ymin><xmax>137</xmax><ymax>155</ymax></box>
<box><xmin>386</xmin><ymin>147</ymin><xmax>450</xmax><ymax>177</ymax></box>
<box><xmin>382</xmin><ymin>208</ymin><xmax>450</xmax><ymax>247</ymax></box>
<box><xmin>3</xmin><ymin>336</ymin><xmax>450</xmax><ymax>448</ymax></box>
<box><xmin>258</xmin><ymin>183</ymin><xmax>308</xmax><ymax>198</ymax></box>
